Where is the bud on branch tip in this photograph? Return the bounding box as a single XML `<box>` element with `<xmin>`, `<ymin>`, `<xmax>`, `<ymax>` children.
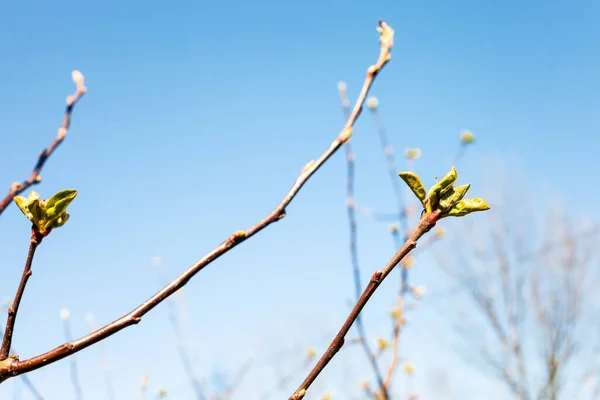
<box><xmin>14</xmin><ymin>189</ymin><xmax>78</xmax><ymax>235</ymax></box>
<box><xmin>398</xmin><ymin>167</ymin><xmax>489</xmax><ymax>219</ymax></box>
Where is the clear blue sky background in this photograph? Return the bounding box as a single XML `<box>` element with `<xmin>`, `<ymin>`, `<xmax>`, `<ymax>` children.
<box><xmin>0</xmin><ymin>0</ymin><xmax>599</xmax><ymax>399</ymax></box>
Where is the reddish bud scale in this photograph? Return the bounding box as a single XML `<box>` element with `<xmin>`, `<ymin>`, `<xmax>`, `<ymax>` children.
<box><xmin>371</xmin><ymin>271</ymin><xmax>383</xmax><ymax>282</ymax></box>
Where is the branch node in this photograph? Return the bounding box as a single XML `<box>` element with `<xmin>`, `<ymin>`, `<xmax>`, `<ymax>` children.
<box><xmin>277</xmin><ymin>209</ymin><xmax>286</xmax><ymax>220</ymax></box>
<box><xmin>291</xmin><ymin>389</ymin><xmax>307</xmax><ymax>400</ymax></box>
<box><xmin>229</xmin><ymin>230</ymin><xmax>247</xmax><ymax>244</ymax></box>
<box><xmin>371</xmin><ymin>271</ymin><xmax>383</xmax><ymax>283</ymax></box>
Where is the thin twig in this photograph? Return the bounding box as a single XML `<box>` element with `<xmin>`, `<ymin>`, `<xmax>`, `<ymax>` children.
<box><xmin>0</xmin><ymin>72</ymin><xmax>86</xmax><ymax>217</ymax></box>
<box><xmin>370</xmin><ymin>108</ymin><xmax>406</xmax><ymax>228</ymax></box>
<box><xmin>62</xmin><ymin>314</ymin><xmax>83</xmax><ymax>400</ymax></box>
<box><xmin>0</xmin><ymin>228</ymin><xmax>44</xmax><ymax>360</ymax></box>
<box><xmin>262</xmin><ymin>356</ymin><xmax>313</xmax><ymax>399</ymax></box>
<box><xmin>370</xmin><ymin>97</ymin><xmax>413</xmax><ymax>397</ymax></box>
<box><xmin>454</xmin><ymin>144</ymin><xmax>466</xmax><ymax>166</ymax></box>
<box><xmin>289</xmin><ymin>211</ymin><xmax>439</xmax><ymax>400</ymax></box>
<box><xmin>338</xmin><ymin>82</ymin><xmax>388</xmax><ymax>400</ymax></box>
<box><xmin>212</xmin><ymin>359</ymin><xmax>252</xmax><ymax>400</ymax></box>
<box><xmin>381</xmin><ymin>297</ymin><xmax>404</xmax><ymax>394</ymax></box>
<box><xmin>85</xmin><ymin>314</ymin><xmax>116</xmax><ymax>400</ymax></box>
<box><xmin>154</xmin><ymin>258</ymin><xmax>205</xmax><ymax>400</ymax></box>
<box><xmin>19</xmin><ymin>374</ymin><xmax>44</xmax><ymax>400</ymax></box>
<box><xmin>0</xmin><ymin>20</ymin><xmax>394</xmax><ymax>383</ymax></box>
<box><xmin>0</xmin><ymin>327</ymin><xmax>43</xmax><ymax>400</ymax></box>
<box><xmin>140</xmin><ymin>376</ymin><xmax>149</xmax><ymax>400</ymax></box>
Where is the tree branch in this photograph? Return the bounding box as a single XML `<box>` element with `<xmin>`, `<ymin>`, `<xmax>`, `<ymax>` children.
<box><xmin>0</xmin><ymin>20</ymin><xmax>394</xmax><ymax>383</ymax></box>
<box><xmin>289</xmin><ymin>211</ymin><xmax>439</xmax><ymax>400</ymax></box>
<box><xmin>0</xmin><ymin>72</ymin><xmax>86</xmax><ymax>217</ymax></box>
<box><xmin>0</xmin><ymin>228</ymin><xmax>44</xmax><ymax>360</ymax></box>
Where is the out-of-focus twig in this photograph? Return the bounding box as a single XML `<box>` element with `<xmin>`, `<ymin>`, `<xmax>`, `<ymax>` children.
<box><xmin>337</xmin><ymin>81</ymin><xmax>388</xmax><ymax>400</ymax></box>
<box><xmin>60</xmin><ymin>309</ymin><xmax>83</xmax><ymax>400</ymax></box>
<box><xmin>152</xmin><ymin>257</ymin><xmax>205</xmax><ymax>400</ymax></box>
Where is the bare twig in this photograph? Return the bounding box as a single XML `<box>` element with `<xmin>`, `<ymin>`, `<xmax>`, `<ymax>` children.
<box><xmin>0</xmin><ymin>228</ymin><xmax>44</xmax><ymax>360</ymax></box>
<box><xmin>153</xmin><ymin>257</ymin><xmax>205</xmax><ymax>400</ymax></box>
<box><xmin>369</xmin><ymin>95</ymin><xmax>415</xmax><ymax>397</ymax></box>
<box><xmin>212</xmin><ymin>359</ymin><xmax>252</xmax><ymax>400</ymax></box>
<box><xmin>140</xmin><ymin>376</ymin><xmax>149</xmax><ymax>400</ymax></box>
<box><xmin>18</xmin><ymin>374</ymin><xmax>44</xmax><ymax>400</ymax></box>
<box><xmin>289</xmin><ymin>211</ymin><xmax>439</xmax><ymax>400</ymax></box>
<box><xmin>337</xmin><ymin>81</ymin><xmax>388</xmax><ymax>399</ymax></box>
<box><xmin>369</xmin><ymin>106</ymin><xmax>406</xmax><ymax>229</ymax></box>
<box><xmin>382</xmin><ymin>297</ymin><xmax>404</xmax><ymax>391</ymax></box>
<box><xmin>60</xmin><ymin>310</ymin><xmax>83</xmax><ymax>400</ymax></box>
<box><xmin>0</xmin><ymin>72</ymin><xmax>86</xmax><ymax>217</ymax></box>
<box><xmin>0</xmin><ymin>327</ymin><xmax>43</xmax><ymax>400</ymax></box>
<box><xmin>0</xmin><ymin>20</ymin><xmax>394</xmax><ymax>383</ymax></box>
<box><xmin>84</xmin><ymin>313</ymin><xmax>116</xmax><ymax>400</ymax></box>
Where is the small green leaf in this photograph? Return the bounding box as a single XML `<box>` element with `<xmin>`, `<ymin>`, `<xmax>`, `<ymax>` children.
<box><xmin>14</xmin><ymin>196</ymin><xmax>33</xmax><ymax>221</ymax></box>
<box><xmin>43</xmin><ymin>212</ymin><xmax>70</xmax><ymax>230</ymax></box>
<box><xmin>27</xmin><ymin>198</ymin><xmax>44</xmax><ymax>222</ymax></box>
<box><xmin>439</xmin><ymin>184</ymin><xmax>471</xmax><ymax>209</ymax></box>
<box><xmin>398</xmin><ymin>172</ymin><xmax>427</xmax><ymax>202</ymax></box>
<box><xmin>445</xmin><ymin>198</ymin><xmax>490</xmax><ymax>217</ymax></box>
<box><xmin>26</xmin><ymin>191</ymin><xmax>40</xmax><ymax>203</ymax></box>
<box><xmin>46</xmin><ymin>190</ymin><xmax>77</xmax><ymax>220</ymax></box>
<box><xmin>426</xmin><ymin>167</ymin><xmax>458</xmax><ymax>210</ymax></box>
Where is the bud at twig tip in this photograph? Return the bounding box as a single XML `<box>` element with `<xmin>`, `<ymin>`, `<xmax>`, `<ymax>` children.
<box><xmin>59</xmin><ymin>308</ymin><xmax>70</xmax><ymax>321</ymax></box>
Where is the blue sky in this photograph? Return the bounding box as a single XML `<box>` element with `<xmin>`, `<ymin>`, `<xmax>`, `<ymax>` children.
<box><xmin>0</xmin><ymin>0</ymin><xmax>599</xmax><ymax>399</ymax></box>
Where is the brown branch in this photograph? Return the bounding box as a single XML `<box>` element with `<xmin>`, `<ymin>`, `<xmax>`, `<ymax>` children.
<box><xmin>0</xmin><ymin>228</ymin><xmax>44</xmax><ymax>360</ymax></box>
<box><xmin>0</xmin><ymin>20</ymin><xmax>394</xmax><ymax>384</ymax></box>
<box><xmin>289</xmin><ymin>211</ymin><xmax>439</xmax><ymax>400</ymax></box>
<box><xmin>0</xmin><ymin>325</ymin><xmax>43</xmax><ymax>400</ymax></box>
<box><xmin>0</xmin><ymin>72</ymin><xmax>86</xmax><ymax>217</ymax></box>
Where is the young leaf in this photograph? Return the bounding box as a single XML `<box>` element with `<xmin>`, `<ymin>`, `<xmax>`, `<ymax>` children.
<box><xmin>27</xmin><ymin>198</ymin><xmax>44</xmax><ymax>222</ymax></box>
<box><xmin>45</xmin><ymin>190</ymin><xmax>78</xmax><ymax>220</ymax></box>
<box><xmin>26</xmin><ymin>191</ymin><xmax>40</xmax><ymax>203</ymax></box>
<box><xmin>43</xmin><ymin>212</ymin><xmax>70</xmax><ymax>230</ymax></box>
<box><xmin>426</xmin><ymin>167</ymin><xmax>458</xmax><ymax>210</ymax></box>
<box><xmin>439</xmin><ymin>184</ymin><xmax>471</xmax><ymax>209</ymax></box>
<box><xmin>445</xmin><ymin>198</ymin><xmax>490</xmax><ymax>217</ymax></box>
<box><xmin>13</xmin><ymin>196</ymin><xmax>34</xmax><ymax>221</ymax></box>
<box><xmin>398</xmin><ymin>172</ymin><xmax>427</xmax><ymax>202</ymax></box>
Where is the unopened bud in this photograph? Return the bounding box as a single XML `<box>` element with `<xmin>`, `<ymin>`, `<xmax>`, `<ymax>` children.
<box><xmin>59</xmin><ymin>308</ymin><xmax>70</xmax><ymax>321</ymax></box>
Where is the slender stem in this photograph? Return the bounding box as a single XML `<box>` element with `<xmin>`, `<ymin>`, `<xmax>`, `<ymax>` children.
<box><xmin>0</xmin><ymin>81</ymin><xmax>86</xmax><ymax>217</ymax></box>
<box><xmin>371</xmin><ymin>109</ymin><xmax>406</xmax><ymax>222</ymax></box>
<box><xmin>0</xmin><ymin>20</ymin><xmax>394</xmax><ymax>383</ymax></box>
<box><xmin>19</xmin><ymin>374</ymin><xmax>44</xmax><ymax>400</ymax></box>
<box><xmin>454</xmin><ymin>143</ymin><xmax>466</xmax><ymax>166</ymax></box>
<box><xmin>289</xmin><ymin>212</ymin><xmax>440</xmax><ymax>400</ymax></box>
<box><xmin>370</xmin><ymin>100</ymin><xmax>413</xmax><ymax>397</ymax></box>
<box><xmin>164</xmin><ymin>288</ymin><xmax>205</xmax><ymax>398</ymax></box>
<box><xmin>0</xmin><ymin>228</ymin><xmax>43</xmax><ymax>360</ymax></box>
<box><xmin>212</xmin><ymin>359</ymin><xmax>252</xmax><ymax>400</ymax></box>
<box><xmin>85</xmin><ymin>316</ymin><xmax>115</xmax><ymax>400</ymax></box>
<box><xmin>338</xmin><ymin>84</ymin><xmax>388</xmax><ymax>399</ymax></box>
<box><xmin>0</xmin><ymin>327</ymin><xmax>43</xmax><ymax>400</ymax></box>
<box><xmin>63</xmin><ymin>318</ymin><xmax>83</xmax><ymax>400</ymax></box>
